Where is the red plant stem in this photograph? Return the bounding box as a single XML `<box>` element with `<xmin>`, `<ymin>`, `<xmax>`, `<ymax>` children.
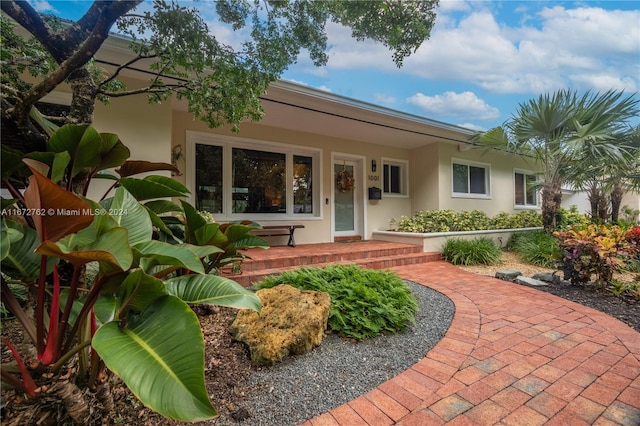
<box><xmin>57</xmin><ymin>265</ymin><xmax>82</xmax><ymax>356</ymax></box>
<box><xmin>35</xmin><ymin>255</ymin><xmax>48</xmax><ymax>356</ymax></box>
<box><xmin>40</xmin><ymin>265</ymin><xmax>61</xmax><ymax>365</ymax></box>
<box><xmin>2</xmin><ymin>339</ymin><xmax>39</xmax><ymax>397</ymax></box>
<box><xmin>61</xmin><ymin>273</ymin><xmax>110</xmax><ymax>355</ymax></box>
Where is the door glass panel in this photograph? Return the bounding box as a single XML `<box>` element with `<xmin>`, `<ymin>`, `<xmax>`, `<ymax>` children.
<box><xmin>335</xmin><ymin>163</ymin><xmax>355</xmax><ymax>232</ymax></box>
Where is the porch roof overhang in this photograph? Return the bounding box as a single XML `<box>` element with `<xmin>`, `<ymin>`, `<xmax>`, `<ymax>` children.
<box><xmin>258</xmin><ymin>81</ymin><xmax>476</xmax><ymax>150</ymax></box>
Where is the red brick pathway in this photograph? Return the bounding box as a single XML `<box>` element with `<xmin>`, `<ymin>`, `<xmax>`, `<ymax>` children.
<box><xmin>300</xmin><ymin>261</ymin><xmax>640</xmax><ymax>425</ymax></box>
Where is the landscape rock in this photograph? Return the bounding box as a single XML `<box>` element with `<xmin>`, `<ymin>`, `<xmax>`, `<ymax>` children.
<box><xmin>515</xmin><ymin>275</ymin><xmax>548</xmax><ymax>286</ymax></box>
<box><xmin>495</xmin><ymin>270</ymin><xmax>522</xmax><ymax>281</ymax></box>
<box><xmin>230</xmin><ymin>284</ymin><xmax>331</xmax><ymax>365</ymax></box>
<box><xmin>532</xmin><ymin>272</ymin><xmax>555</xmax><ymax>283</ymax></box>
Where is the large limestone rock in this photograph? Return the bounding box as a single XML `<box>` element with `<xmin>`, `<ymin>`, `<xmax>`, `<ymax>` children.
<box><xmin>230</xmin><ymin>284</ymin><xmax>331</xmax><ymax>365</ymax></box>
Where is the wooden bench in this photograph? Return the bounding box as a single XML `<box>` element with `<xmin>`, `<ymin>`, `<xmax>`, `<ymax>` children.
<box><xmin>251</xmin><ymin>224</ymin><xmax>305</xmax><ymax>247</ymax></box>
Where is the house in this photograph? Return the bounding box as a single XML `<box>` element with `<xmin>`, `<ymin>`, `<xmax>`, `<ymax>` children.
<box><xmin>41</xmin><ymin>34</ymin><xmax>545</xmax><ymax>246</ymax></box>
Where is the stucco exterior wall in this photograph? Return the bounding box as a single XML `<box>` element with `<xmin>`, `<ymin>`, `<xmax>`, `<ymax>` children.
<box><xmin>435</xmin><ymin>144</ymin><xmax>541</xmax><ymax>217</ymax></box>
<box><xmin>88</xmin><ymin>82</ymin><xmax>172</xmax><ymax>200</ymax></box>
<box><xmin>410</xmin><ymin>143</ymin><xmax>441</xmax><ymax>214</ymax></box>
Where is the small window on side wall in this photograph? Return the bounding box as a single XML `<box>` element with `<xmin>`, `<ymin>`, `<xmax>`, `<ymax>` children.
<box><xmin>452</xmin><ymin>159</ymin><xmax>490</xmax><ymax>198</ymax></box>
<box><xmin>514</xmin><ymin>171</ymin><xmax>539</xmax><ymax>207</ymax></box>
<box><xmin>382</xmin><ymin>158</ymin><xmax>408</xmax><ymax>196</ymax></box>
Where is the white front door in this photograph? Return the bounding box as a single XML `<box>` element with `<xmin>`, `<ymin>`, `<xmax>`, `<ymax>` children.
<box><xmin>333</xmin><ymin>156</ymin><xmax>364</xmax><ymax>239</ymax></box>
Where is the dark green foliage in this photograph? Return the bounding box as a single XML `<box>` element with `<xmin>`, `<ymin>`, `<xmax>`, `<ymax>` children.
<box><xmin>507</xmin><ymin>231</ymin><xmax>562</xmax><ymax>268</ymax></box>
<box><xmin>441</xmin><ymin>238</ymin><xmax>502</xmax><ymax>266</ymax></box>
<box><xmin>394</xmin><ymin>209</ymin><xmax>542</xmax><ymax>233</ymax></box>
<box><xmin>257</xmin><ymin>264</ymin><xmax>418</xmax><ymax>341</ymax></box>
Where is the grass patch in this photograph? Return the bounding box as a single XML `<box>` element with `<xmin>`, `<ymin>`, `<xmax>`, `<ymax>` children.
<box><xmin>441</xmin><ymin>237</ymin><xmax>502</xmax><ymax>265</ymax></box>
<box><xmin>508</xmin><ymin>230</ymin><xmax>561</xmax><ymax>268</ymax></box>
<box><xmin>256</xmin><ymin>264</ymin><xmax>418</xmax><ymax>341</ymax></box>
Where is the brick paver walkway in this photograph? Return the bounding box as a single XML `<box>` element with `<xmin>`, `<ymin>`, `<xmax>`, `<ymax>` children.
<box><xmin>302</xmin><ymin>261</ymin><xmax>640</xmax><ymax>425</ymax></box>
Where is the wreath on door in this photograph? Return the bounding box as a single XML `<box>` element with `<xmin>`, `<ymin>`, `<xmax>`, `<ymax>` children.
<box><xmin>336</xmin><ymin>165</ymin><xmax>354</xmax><ymax>192</ymax></box>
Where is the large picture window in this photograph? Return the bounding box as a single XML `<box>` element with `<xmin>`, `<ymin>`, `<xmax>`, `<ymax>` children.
<box><xmin>189</xmin><ymin>132</ymin><xmax>320</xmax><ymax>219</ymax></box>
<box><xmin>515</xmin><ymin>171</ymin><xmax>538</xmax><ymax>207</ymax></box>
<box><xmin>452</xmin><ymin>159</ymin><xmax>490</xmax><ymax>197</ymax></box>
<box><xmin>382</xmin><ymin>158</ymin><xmax>408</xmax><ymax>196</ymax></box>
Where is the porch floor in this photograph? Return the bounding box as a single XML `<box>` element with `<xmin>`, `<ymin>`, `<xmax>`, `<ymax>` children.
<box><xmin>238</xmin><ymin>241</ymin><xmax>640</xmax><ymax>425</ymax></box>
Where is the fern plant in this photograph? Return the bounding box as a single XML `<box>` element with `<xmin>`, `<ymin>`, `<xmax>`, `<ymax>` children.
<box><xmin>257</xmin><ymin>264</ymin><xmax>418</xmax><ymax>341</ymax></box>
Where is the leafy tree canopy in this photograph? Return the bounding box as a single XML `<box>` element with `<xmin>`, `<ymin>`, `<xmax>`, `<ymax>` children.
<box><xmin>1</xmin><ymin>0</ymin><xmax>439</xmax><ymax>150</ymax></box>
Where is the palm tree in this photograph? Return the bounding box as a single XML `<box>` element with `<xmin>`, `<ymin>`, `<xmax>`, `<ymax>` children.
<box><xmin>472</xmin><ymin>89</ymin><xmax>639</xmax><ymax>232</ymax></box>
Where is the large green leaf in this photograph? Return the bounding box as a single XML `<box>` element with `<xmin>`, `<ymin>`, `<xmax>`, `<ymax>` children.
<box><xmin>36</xmin><ymin>227</ymin><xmax>133</xmax><ymax>270</ymax></box>
<box><xmin>133</xmin><ymin>240</ymin><xmax>206</xmax><ymax>274</ymax></box>
<box><xmin>116</xmin><ymin>160</ymin><xmax>180</xmax><ymax>178</ymax></box>
<box><xmin>1</xmin><ymin>144</ymin><xmax>29</xmax><ymax>180</ymax></box>
<box><xmin>118</xmin><ymin>269</ymin><xmax>167</xmax><ymax>313</ymax></box>
<box><xmin>1</xmin><ymin>219</ymin><xmax>48</xmax><ymax>282</ymax></box>
<box><xmin>164</xmin><ymin>275</ymin><xmax>261</xmax><ymax>311</ymax></box>
<box><xmin>119</xmin><ymin>176</ymin><xmax>189</xmax><ymax>200</ymax></box>
<box><xmin>180</xmin><ymin>201</ymin><xmax>207</xmax><ymax>243</ymax></box>
<box><xmin>47</xmin><ymin>124</ymin><xmax>102</xmax><ymax>177</ymax></box>
<box><xmin>94</xmin><ymin>133</ymin><xmax>130</xmax><ymax>172</ymax></box>
<box><xmin>144</xmin><ymin>200</ymin><xmax>184</xmax><ymax>215</ymax></box>
<box><xmin>24</xmin><ymin>151</ymin><xmax>71</xmax><ymax>184</ymax></box>
<box><xmin>104</xmin><ymin>187</ymin><xmax>153</xmax><ymax>245</ymax></box>
<box><xmin>93</xmin><ymin>295</ymin><xmax>217</xmax><ymax>421</ymax></box>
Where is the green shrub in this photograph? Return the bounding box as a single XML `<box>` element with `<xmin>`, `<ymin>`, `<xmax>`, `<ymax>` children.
<box><xmin>441</xmin><ymin>237</ymin><xmax>502</xmax><ymax>265</ymax></box>
<box><xmin>558</xmin><ymin>205</ymin><xmax>590</xmax><ymax>229</ymax></box>
<box><xmin>507</xmin><ymin>231</ymin><xmax>561</xmax><ymax>268</ymax></box>
<box><xmin>257</xmin><ymin>265</ymin><xmax>418</xmax><ymax>341</ymax></box>
<box><xmin>395</xmin><ymin>209</ymin><xmax>542</xmax><ymax>233</ymax></box>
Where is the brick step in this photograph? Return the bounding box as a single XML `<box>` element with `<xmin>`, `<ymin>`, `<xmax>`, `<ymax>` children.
<box><xmin>239</xmin><ymin>244</ymin><xmax>424</xmax><ymax>272</ymax></box>
<box><xmin>226</xmin><ymin>251</ymin><xmax>442</xmax><ymax>287</ymax></box>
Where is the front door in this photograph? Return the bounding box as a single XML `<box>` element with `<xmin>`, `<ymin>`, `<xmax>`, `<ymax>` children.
<box><xmin>333</xmin><ymin>158</ymin><xmax>363</xmax><ymax>239</ymax></box>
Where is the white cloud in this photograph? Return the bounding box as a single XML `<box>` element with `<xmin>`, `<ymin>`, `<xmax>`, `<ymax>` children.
<box><xmin>315</xmin><ymin>5</ymin><xmax>639</xmax><ymax>96</ymax></box>
<box><xmin>374</xmin><ymin>93</ymin><xmax>397</xmax><ymax>105</ymax></box>
<box><xmin>30</xmin><ymin>1</ymin><xmax>55</xmax><ymax>12</ymax></box>
<box><xmin>316</xmin><ymin>85</ymin><xmax>332</xmax><ymax>93</ymax></box>
<box><xmin>457</xmin><ymin>122</ymin><xmax>485</xmax><ymax>131</ymax></box>
<box><xmin>406</xmin><ymin>91</ymin><xmax>500</xmax><ymax>121</ymax></box>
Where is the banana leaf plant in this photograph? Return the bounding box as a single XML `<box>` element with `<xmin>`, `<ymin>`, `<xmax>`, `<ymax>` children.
<box><xmin>0</xmin><ymin>125</ymin><xmax>261</xmax><ymax>423</ymax></box>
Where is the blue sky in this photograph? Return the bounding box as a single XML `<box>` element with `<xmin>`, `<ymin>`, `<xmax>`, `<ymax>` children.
<box><xmin>33</xmin><ymin>0</ymin><xmax>640</xmax><ymax>130</ymax></box>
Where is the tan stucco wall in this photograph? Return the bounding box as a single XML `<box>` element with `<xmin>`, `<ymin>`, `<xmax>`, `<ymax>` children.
<box><xmin>410</xmin><ymin>143</ymin><xmax>440</xmax><ymax>214</ymax></box>
<box><xmin>86</xmin><ymin>80</ymin><xmax>172</xmax><ymax>200</ymax></box>
<box><xmin>434</xmin><ymin>144</ymin><xmax>541</xmax><ymax>217</ymax></box>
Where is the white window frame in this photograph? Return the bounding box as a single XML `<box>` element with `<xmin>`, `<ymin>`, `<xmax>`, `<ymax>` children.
<box><xmin>381</xmin><ymin>157</ymin><xmax>409</xmax><ymax>198</ymax></box>
<box><xmin>186</xmin><ymin>131</ymin><xmax>322</xmax><ymax>221</ymax></box>
<box><xmin>451</xmin><ymin>158</ymin><xmax>491</xmax><ymax>199</ymax></box>
<box><xmin>514</xmin><ymin>169</ymin><xmax>540</xmax><ymax>209</ymax></box>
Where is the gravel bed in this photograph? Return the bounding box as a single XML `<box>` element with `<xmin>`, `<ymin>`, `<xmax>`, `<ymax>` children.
<box><xmin>228</xmin><ymin>281</ymin><xmax>454</xmax><ymax>426</ymax></box>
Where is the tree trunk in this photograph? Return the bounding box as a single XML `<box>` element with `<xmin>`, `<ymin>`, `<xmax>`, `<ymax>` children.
<box><xmin>610</xmin><ymin>180</ymin><xmax>624</xmax><ymax>224</ymax></box>
<box><xmin>67</xmin><ymin>68</ymin><xmax>97</xmax><ymax>125</ymax></box>
<box><xmin>541</xmin><ymin>178</ymin><xmax>563</xmax><ymax>233</ymax></box>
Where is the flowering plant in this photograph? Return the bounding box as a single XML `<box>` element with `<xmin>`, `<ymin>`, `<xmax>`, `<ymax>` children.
<box><xmin>336</xmin><ymin>168</ymin><xmax>354</xmax><ymax>192</ymax></box>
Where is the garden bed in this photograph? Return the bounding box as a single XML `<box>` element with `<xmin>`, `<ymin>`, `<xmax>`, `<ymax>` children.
<box><xmin>372</xmin><ymin>227</ymin><xmax>542</xmax><ymax>252</ymax></box>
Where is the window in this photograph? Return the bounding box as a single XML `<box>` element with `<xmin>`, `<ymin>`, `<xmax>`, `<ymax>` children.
<box><xmin>514</xmin><ymin>171</ymin><xmax>538</xmax><ymax>207</ymax></box>
<box><xmin>195</xmin><ymin>144</ymin><xmax>223</xmax><ymax>213</ymax></box>
<box><xmin>382</xmin><ymin>158</ymin><xmax>408</xmax><ymax>196</ymax></box>
<box><xmin>189</xmin><ymin>132</ymin><xmax>320</xmax><ymax>218</ymax></box>
<box><xmin>452</xmin><ymin>159</ymin><xmax>490</xmax><ymax>197</ymax></box>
